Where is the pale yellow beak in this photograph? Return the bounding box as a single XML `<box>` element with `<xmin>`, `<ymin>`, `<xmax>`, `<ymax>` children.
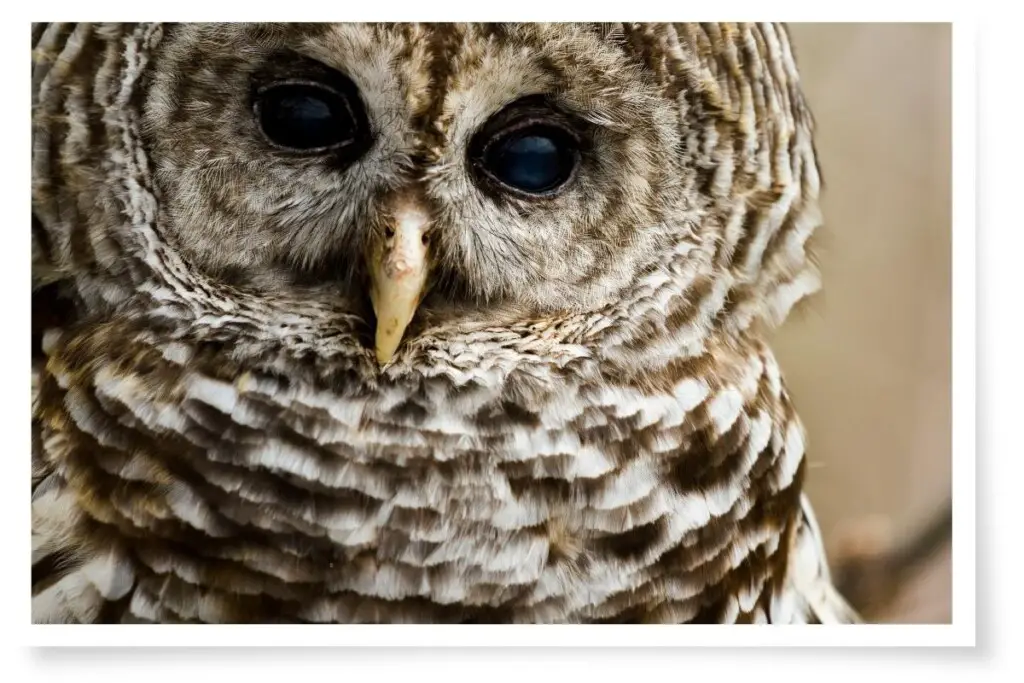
<box><xmin>368</xmin><ymin>199</ymin><xmax>431</xmax><ymax>367</ymax></box>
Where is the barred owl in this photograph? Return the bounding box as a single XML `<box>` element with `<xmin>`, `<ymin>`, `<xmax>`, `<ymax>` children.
<box><xmin>31</xmin><ymin>22</ymin><xmax>860</xmax><ymax>624</ymax></box>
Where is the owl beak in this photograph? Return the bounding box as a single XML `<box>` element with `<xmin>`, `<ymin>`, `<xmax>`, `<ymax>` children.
<box><xmin>368</xmin><ymin>201</ymin><xmax>431</xmax><ymax>367</ymax></box>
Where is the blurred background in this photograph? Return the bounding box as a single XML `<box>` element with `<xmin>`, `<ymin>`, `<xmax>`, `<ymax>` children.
<box><xmin>770</xmin><ymin>24</ymin><xmax>952</xmax><ymax>623</ymax></box>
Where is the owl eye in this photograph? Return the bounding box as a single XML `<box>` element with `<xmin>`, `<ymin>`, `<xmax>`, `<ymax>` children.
<box><xmin>254</xmin><ymin>81</ymin><xmax>368</xmax><ymax>155</ymax></box>
<box><xmin>470</xmin><ymin>96</ymin><xmax>582</xmax><ymax>199</ymax></box>
<box><xmin>481</xmin><ymin>127</ymin><xmax>578</xmax><ymax>195</ymax></box>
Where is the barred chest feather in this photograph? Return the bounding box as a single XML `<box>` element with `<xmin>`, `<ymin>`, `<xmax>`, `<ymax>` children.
<box><xmin>33</xmin><ymin>314</ymin><xmax>846</xmax><ymax>624</ymax></box>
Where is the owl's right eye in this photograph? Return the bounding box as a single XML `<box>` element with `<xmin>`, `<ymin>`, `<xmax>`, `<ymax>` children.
<box><xmin>254</xmin><ymin>80</ymin><xmax>369</xmax><ymax>157</ymax></box>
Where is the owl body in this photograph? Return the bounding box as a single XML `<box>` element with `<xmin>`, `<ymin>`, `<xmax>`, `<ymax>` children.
<box><xmin>32</xmin><ymin>22</ymin><xmax>857</xmax><ymax>624</ymax></box>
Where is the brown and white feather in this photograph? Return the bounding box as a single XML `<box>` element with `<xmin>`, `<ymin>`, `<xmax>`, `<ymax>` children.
<box><xmin>31</xmin><ymin>22</ymin><xmax>857</xmax><ymax>624</ymax></box>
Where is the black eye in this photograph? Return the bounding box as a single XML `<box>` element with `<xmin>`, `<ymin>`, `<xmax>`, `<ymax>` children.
<box><xmin>254</xmin><ymin>81</ymin><xmax>368</xmax><ymax>156</ymax></box>
<box><xmin>482</xmin><ymin>129</ymin><xmax>577</xmax><ymax>195</ymax></box>
<box><xmin>470</xmin><ymin>97</ymin><xmax>582</xmax><ymax>198</ymax></box>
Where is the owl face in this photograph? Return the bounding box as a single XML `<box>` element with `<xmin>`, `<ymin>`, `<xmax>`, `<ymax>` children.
<box><xmin>141</xmin><ymin>23</ymin><xmax>695</xmax><ymax>365</ymax></box>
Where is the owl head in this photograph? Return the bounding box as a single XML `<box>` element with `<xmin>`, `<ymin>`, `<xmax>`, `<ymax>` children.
<box><xmin>33</xmin><ymin>22</ymin><xmax>822</xmax><ymax>384</ymax></box>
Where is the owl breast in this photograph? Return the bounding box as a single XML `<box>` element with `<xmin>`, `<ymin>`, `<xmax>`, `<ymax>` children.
<box><xmin>35</xmin><ymin>311</ymin><xmax>807</xmax><ymax>624</ymax></box>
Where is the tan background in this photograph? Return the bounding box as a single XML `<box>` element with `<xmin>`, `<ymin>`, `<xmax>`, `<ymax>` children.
<box><xmin>771</xmin><ymin>24</ymin><xmax>952</xmax><ymax>621</ymax></box>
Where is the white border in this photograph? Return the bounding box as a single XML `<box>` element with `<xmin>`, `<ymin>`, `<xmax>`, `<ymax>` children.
<box><xmin>28</xmin><ymin>623</ymin><xmax>970</xmax><ymax>648</ymax></box>
<box><xmin>948</xmin><ymin>19</ymin><xmax>976</xmax><ymax>640</ymax></box>
<box><xmin>5</xmin><ymin>3</ymin><xmax>977</xmax><ymax>660</ymax></box>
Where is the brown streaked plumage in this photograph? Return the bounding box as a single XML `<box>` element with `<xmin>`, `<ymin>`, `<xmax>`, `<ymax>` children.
<box><xmin>31</xmin><ymin>22</ymin><xmax>858</xmax><ymax>624</ymax></box>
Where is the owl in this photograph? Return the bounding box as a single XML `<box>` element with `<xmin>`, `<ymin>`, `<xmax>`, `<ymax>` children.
<box><xmin>31</xmin><ymin>22</ymin><xmax>860</xmax><ymax>624</ymax></box>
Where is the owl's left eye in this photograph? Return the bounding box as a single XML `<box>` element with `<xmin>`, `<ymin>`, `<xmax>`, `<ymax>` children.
<box><xmin>481</xmin><ymin>128</ymin><xmax>578</xmax><ymax>195</ymax></box>
<box><xmin>470</xmin><ymin>98</ymin><xmax>583</xmax><ymax>198</ymax></box>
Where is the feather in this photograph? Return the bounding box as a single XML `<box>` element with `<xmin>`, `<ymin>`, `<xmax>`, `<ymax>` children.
<box><xmin>30</xmin><ymin>21</ymin><xmax>857</xmax><ymax>624</ymax></box>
